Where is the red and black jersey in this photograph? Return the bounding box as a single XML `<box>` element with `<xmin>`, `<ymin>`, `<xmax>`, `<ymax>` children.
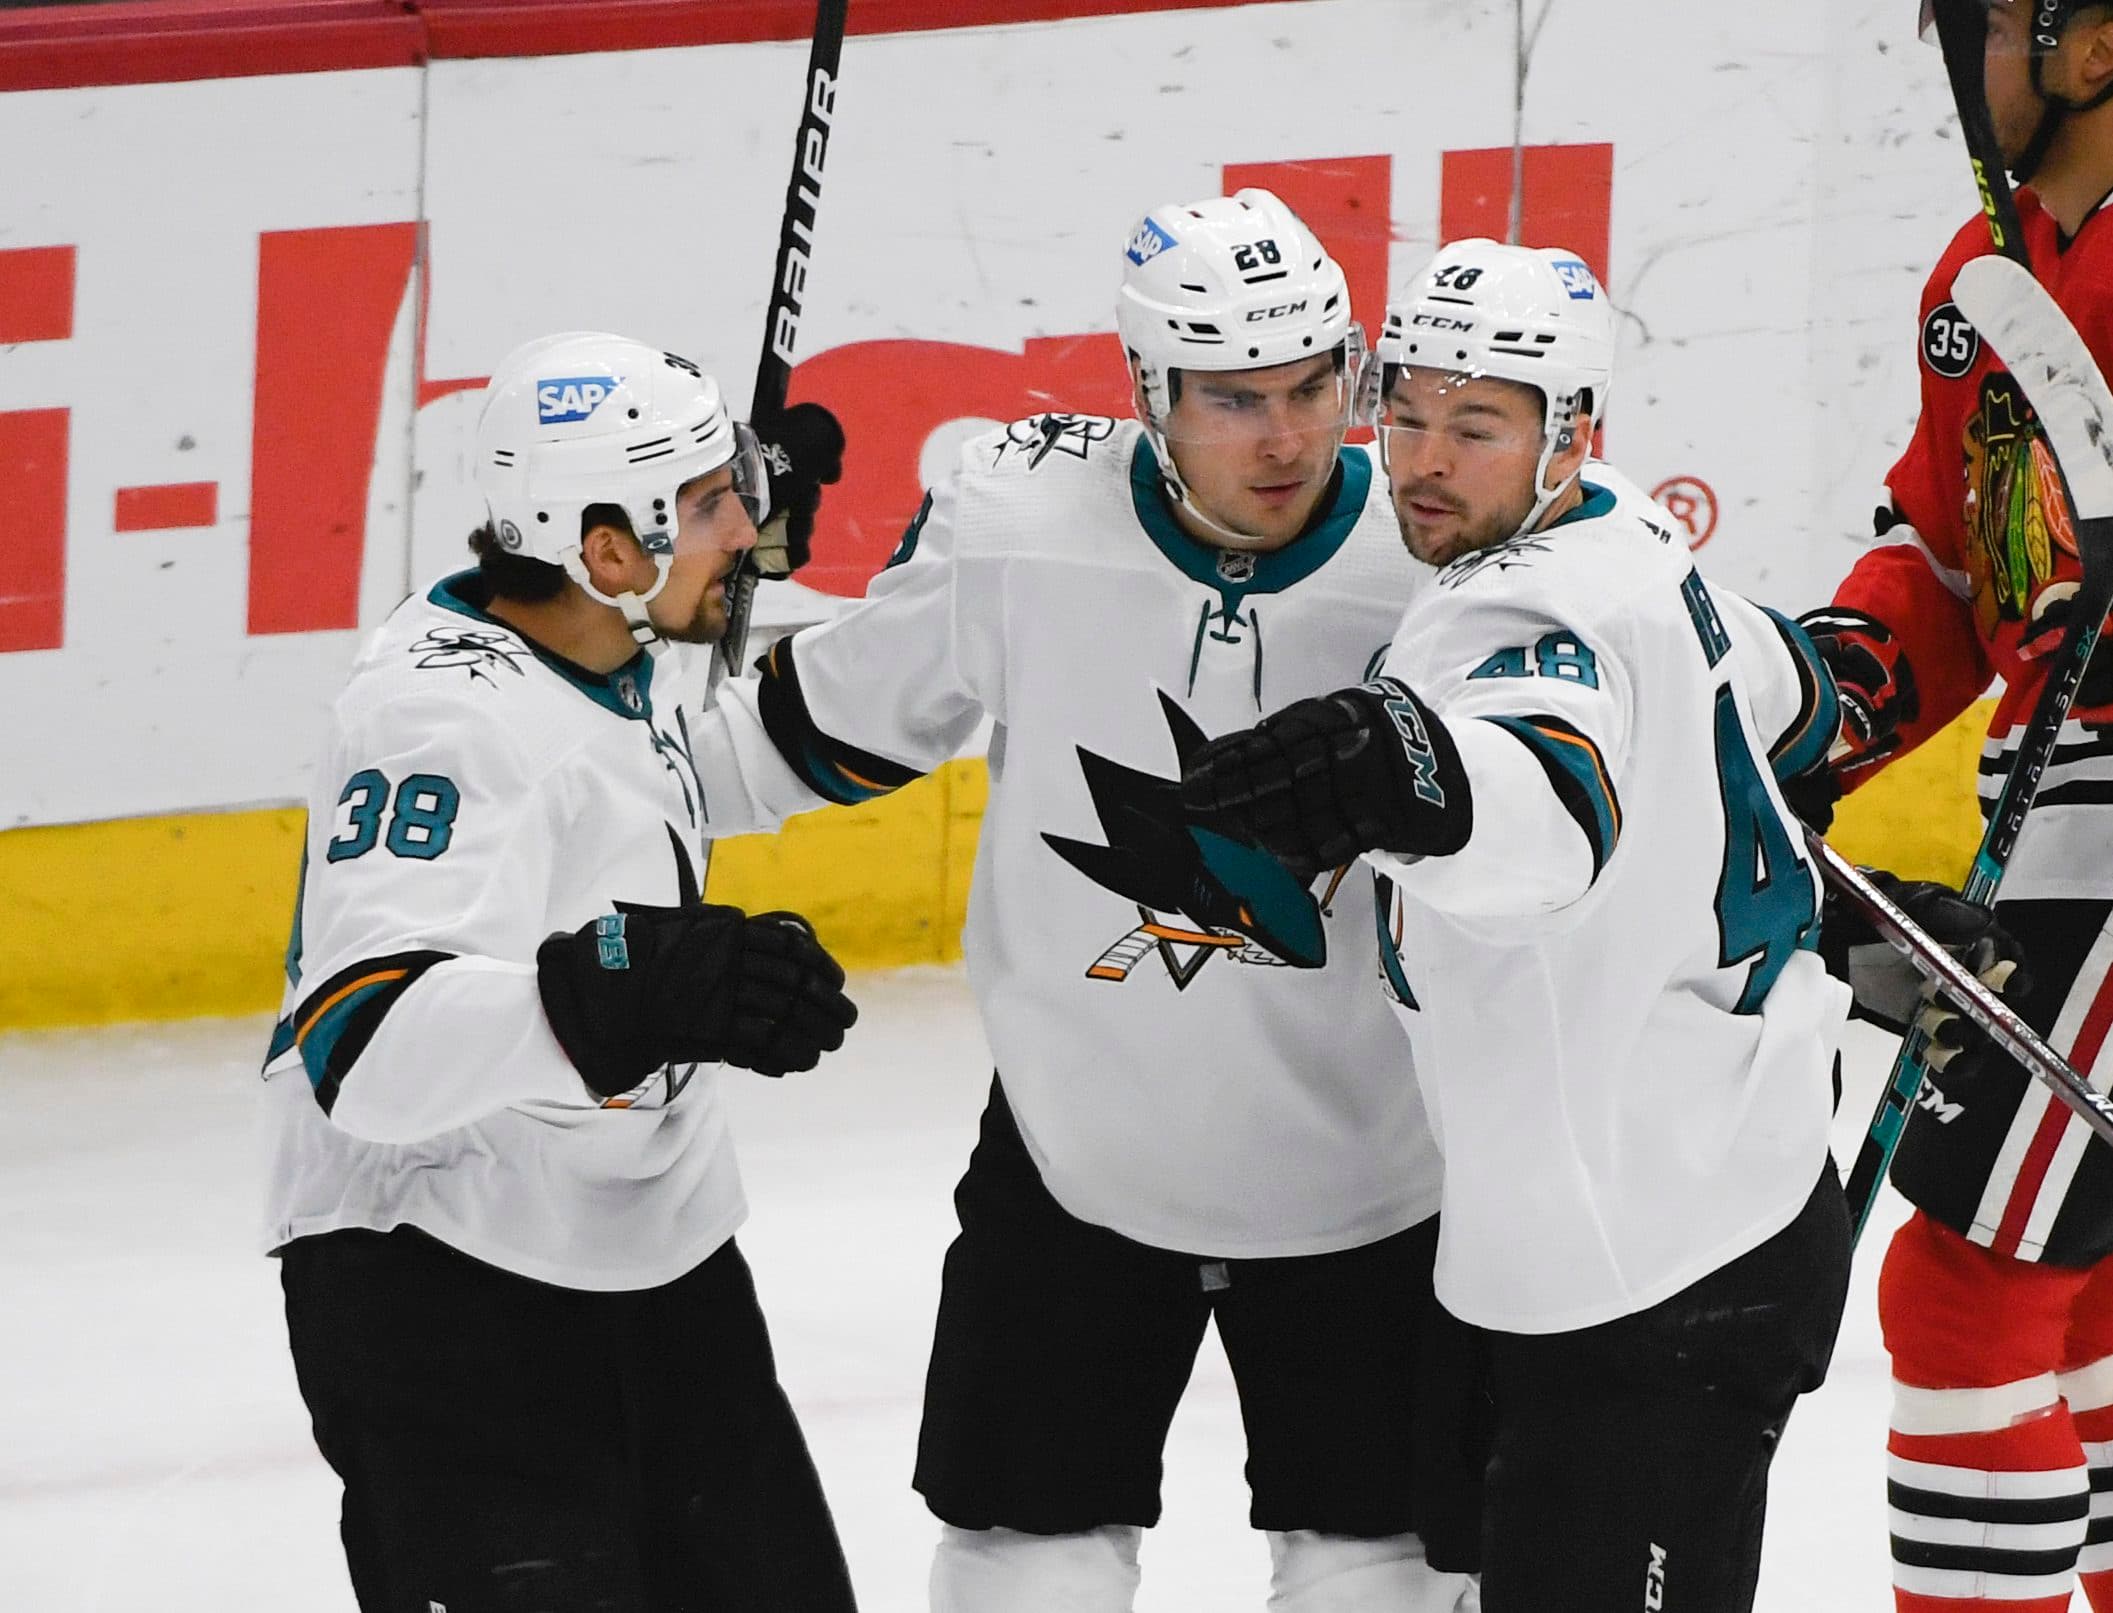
<box><xmin>1841</xmin><ymin>189</ymin><xmax>2113</xmax><ymax>763</ymax></box>
<box><xmin>1840</xmin><ymin>194</ymin><xmax>2113</xmax><ymax>1266</ymax></box>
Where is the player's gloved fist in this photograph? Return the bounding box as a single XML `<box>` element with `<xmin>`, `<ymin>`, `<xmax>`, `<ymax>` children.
<box><xmin>751</xmin><ymin>402</ymin><xmax>846</xmax><ymax>579</ymax></box>
<box><xmin>1179</xmin><ymin>678</ymin><xmax>1473</xmax><ymax>875</ymax></box>
<box><xmin>1778</xmin><ymin>758</ymin><xmax>1843</xmax><ymax>835</ymax></box>
<box><xmin>1798</xmin><ymin>598</ymin><xmax>1919</xmax><ymax>778</ymax></box>
<box><xmin>536</xmin><ymin>901</ymin><xmax>857</xmax><ymax>1097</ymax></box>
<box><xmin>2019</xmin><ymin>581</ymin><xmax>2113</xmax><ymax>715</ymax></box>
<box><xmin>1821</xmin><ymin>870</ymin><xmax>2031</xmax><ymax>1085</ymax></box>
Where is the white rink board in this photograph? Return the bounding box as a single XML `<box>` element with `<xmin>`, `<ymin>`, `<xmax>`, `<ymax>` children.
<box><xmin>1</xmin><ymin>0</ymin><xmax>1981</xmax><ymax>827</ymax></box>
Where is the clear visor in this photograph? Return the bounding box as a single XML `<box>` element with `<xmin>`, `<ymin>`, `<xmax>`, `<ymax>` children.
<box><xmin>1368</xmin><ymin>364</ymin><xmax>1548</xmax><ymax>473</ymax></box>
<box><xmin>648</xmin><ymin>422</ymin><xmax>770</xmax><ymax>558</ymax></box>
<box><xmin>730</xmin><ymin>420</ymin><xmax>770</xmax><ymax>528</ymax></box>
<box><xmin>1155</xmin><ymin>343</ymin><xmax>1362</xmax><ymax>446</ymax></box>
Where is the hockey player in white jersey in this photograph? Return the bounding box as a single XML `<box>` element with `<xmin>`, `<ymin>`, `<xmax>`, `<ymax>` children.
<box><xmin>695</xmin><ymin>191</ymin><xmax>1478</xmax><ymax>1611</ymax></box>
<box><xmin>261</xmin><ymin>333</ymin><xmax>860</xmax><ymax>1612</ymax></box>
<box><xmin>1180</xmin><ymin>240</ymin><xmax>1861</xmax><ymax>1612</ymax></box>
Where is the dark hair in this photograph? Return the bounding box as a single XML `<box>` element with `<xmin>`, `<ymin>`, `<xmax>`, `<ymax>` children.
<box><xmin>466</xmin><ymin>503</ymin><xmax>635</xmax><ymax>603</ymax></box>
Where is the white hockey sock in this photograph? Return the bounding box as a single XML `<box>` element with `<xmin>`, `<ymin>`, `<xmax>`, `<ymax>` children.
<box><xmin>1266</xmin><ymin>1529</ymin><xmax>1480</xmax><ymax>1613</ymax></box>
<box><xmin>929</xmin><ymin>1523</ymin><xmax>1143</xmax><ymax>1613</ymax></box>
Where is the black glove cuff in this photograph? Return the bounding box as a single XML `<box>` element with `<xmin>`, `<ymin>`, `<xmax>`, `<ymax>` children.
<box><xmin>536</xmin><ymin>929</ymin><xmax>652</xmax><ymax>1099</ymax></box>
<box><xmin>1357</xmin><ymin>678</ymin><xmax>1475</xmax><ymax>858</ymax></box>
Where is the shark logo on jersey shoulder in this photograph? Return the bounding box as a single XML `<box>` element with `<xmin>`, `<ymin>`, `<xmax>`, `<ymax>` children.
<box><xmin>409</xmin><ymin>627</ymin><xmax>532</xmax><ymax>686</ymax></box>
<box><xmin>993</xmin><ymin>413</ymin><xmax>1119</xmax><ymax>471</ymax></box>
<box><xmin>1043</xmin><ymin>690</ymin><xmax>1348</xmax><ymax>990</ymax></box>
<box><xmin>537</xmin><ymin>375</ymin><xmax>622</xmax><ymax>424</ymax></box>
<box><xmin>1438</xmin><ymin>534</ymin><xmax>1555</xmax><ymax>589</ymax></box>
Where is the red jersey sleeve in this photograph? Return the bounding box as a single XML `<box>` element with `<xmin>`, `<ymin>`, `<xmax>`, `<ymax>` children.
<box><xmin>1835</xmin><ymin>190</ymin><xmax>2113</xmax><ymax>779</ymax></box>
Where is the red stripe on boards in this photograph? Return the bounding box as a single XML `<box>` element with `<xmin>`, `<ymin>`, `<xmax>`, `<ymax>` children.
<box><xmin>0</xmin><ymin>247</ymin><xmax>76</xmax><ymax>344</ymax></box>
<box><xmin>0</xmin><ymin>411</ymin><xmax>69</xmax><ymax>654</ymax></box>
<box><xmin>0</xmin><ymin>1</ymin><xmax>1278</xmax><ymax>91</ymax></box>
<box><xmin>247</xmin><ymin>224</ymin><xmax>419</xmax><ymax>636</ymax></box>
<box><xmin>114</xmin><ymin>483</ymin><xmax>219</xmax><ymax>532</ymax></box>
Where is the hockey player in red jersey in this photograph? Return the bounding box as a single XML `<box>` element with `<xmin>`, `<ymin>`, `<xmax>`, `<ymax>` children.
<box><xmin>1800</xmin><ymin>4</ymin><xmax>2113</xmax><ymax>1607</ymax></box>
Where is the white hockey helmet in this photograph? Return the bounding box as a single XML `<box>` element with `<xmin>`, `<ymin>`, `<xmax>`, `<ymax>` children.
<box><xmin>473</xmin><ymin>331</ymin><xmax>768</xmax><ymax>647</ymax></box>
<box><xmin>1115</xmin><ymin>188</ymin><xmax>1362</xmax><ymax>546</ymax></box>
<box><xmin>1370</xmin><ymin>239</ymin><xmax>1615</xmax><ymax>539</ymax></box>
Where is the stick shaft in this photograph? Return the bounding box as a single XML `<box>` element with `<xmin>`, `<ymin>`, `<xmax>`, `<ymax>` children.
<box><xmin>714</xmin><ymin>0</ymin><xmax>850</xmax><ymax>688</ymax></box>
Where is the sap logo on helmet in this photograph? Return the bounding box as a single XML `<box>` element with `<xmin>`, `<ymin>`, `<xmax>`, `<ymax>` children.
<box><xmin>1551</xmin><ymin>257</ymin><xmax>1599</xmax><ymax>301</ymax></box>
<box><xmin>1246</xmin><ymin>300</ymin><xmax>1309</xmax><ymax>322</ymax></box>
<box><xmin>536</xmin><ymin>375</ymin><xmax>621</xmax><ymax>425</ymax></box>
<box><xmin>1126</xmin><ymin>217</ymin><xmax>1178</xmax><ymax>266</ymax></box>
<box><xmin>1410</xmin><ymin>312</ymin><xmax>1475</xmax><ymax>332</ymax></box>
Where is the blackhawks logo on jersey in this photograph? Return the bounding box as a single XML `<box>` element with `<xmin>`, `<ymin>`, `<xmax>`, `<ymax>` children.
<box><xmin>1042</xmin><ymin>690</ymin><xmax>1346</xmax><ymax>990</ymax></box>
<box><xmin>1963</xmin><ymin>370</ymin><xmax>2079</xmax><ymax>634</ymax></box>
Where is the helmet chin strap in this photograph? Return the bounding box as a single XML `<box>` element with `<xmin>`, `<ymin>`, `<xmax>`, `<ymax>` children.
<box><xmin>562</xmin><ymin>553</ymin><xmax>674</xmax><ymax>658</ymax></box>
<box><xmin>1511</xmin><ymin>424</ymin><xmax>1583</xmax><ymax>544</ymax></box>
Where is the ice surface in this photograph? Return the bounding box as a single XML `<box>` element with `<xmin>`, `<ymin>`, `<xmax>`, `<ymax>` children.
<box><xmin>0</xmin><ymin>970</ymin><xmax>1912</xmax><ymax>1611</ymax></box>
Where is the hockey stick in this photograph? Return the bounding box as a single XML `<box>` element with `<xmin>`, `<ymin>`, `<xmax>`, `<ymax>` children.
<box><xmin>712</xmin><ymin>0</ymin><xmax>848</xmax><ymax>692</ymax></box>
<box><xmin>1926</xmin><ymin>0</ymin><xmax>2031</xmax><ymax>270</ymax></box>
<box><xmin>1809</xmin><ymin>831</ymin><xmax>2113</xmax><ymax>1147</ymax></box>
<box><xmin>1844</xmin><ymin>251</ymin><xmax>2113</xmax><ymax>1241</ymax></box>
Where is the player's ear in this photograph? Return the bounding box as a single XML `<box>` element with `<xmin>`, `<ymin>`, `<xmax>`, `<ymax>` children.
<box><xmin>578</xmin><ymin>521</ymin><xmax>645</xmax><ymax>594</ymax></box>
<box><xmin>2067</xmin><ymin>7</ymin><xmax>2113</xmax><ymax>98</ymax></box>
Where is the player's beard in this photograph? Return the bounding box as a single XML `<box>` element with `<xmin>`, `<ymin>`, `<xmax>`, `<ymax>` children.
<box><xmin>1394</xmin><ymin>479</ymin><xmax>1538</xmax><ymax>567</ymax></box>
<box><xmin>651</xmin><ymin>574</ymin><xmax>732</xmax><ymax>645</ymax></box>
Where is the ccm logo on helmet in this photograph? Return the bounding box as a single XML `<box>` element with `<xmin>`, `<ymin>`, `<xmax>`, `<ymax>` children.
<box><xmin>536</xmin><ymin>375</ymin><xmax>621</xmax><ymax>425</ymax></box>
<box><xmin>1410</xmin><ymin>312</ymin><xmax>1475</xmax><ymax>332</ymax></box>
<box><xmin>1246</xmin><ymin>300</ymin><xmax>1309</xmax><ymax>321</ymax></box>
<box><xmin>1551</xmin><ymin>258</ymin><xmax>1598</xmax><ymax>300</ymax></box>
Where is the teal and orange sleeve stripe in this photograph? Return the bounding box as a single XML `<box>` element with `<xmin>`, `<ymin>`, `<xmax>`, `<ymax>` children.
<box><xmin>1761</xmin><ymin>607</ymin><xmax>1841</xmax><ymax>783</ymax></box>
<box><xmin>1484</xmin><ymin>713</ymin><xmax>1623</xmax><ymax>881</ymax></box>
<box><xmin>754</xmin><ymin>637</ymin><xmax>926</xmax><ymax>807</ymax></box>
<box><xmin>292</xmin><ymin>949</ymin><xmax>450</xmax><ymax>1115</ymax></box>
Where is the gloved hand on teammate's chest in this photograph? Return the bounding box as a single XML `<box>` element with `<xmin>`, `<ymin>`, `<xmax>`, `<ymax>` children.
<box><xmin>750</xmin><ymin>402</ymin><xmax>845</xmax><ymax>579</ymax></box>
<box><xmin>1820</xmin><ymin>869</ymin><xmax>2032</xmax><ymax>1087</ymax></box>
<box><xmin>1179</xmin><ymin>679</ymin><xmax>1474</xmax><ymax>875</ymax></box>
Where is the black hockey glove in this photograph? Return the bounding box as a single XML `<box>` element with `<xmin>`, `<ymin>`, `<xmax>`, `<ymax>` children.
<box><xmin>1179</xmin><ymin>678</ymin><xmax>1473</xmax><ymax>875</ymax></box>
<box><xmin>1819</xmin><ymin>870</ymin><xmax>2031</xmax><ymax>1086</ymax></box>
<box><xmin>1798</xmin><ymin>598</ymin><xmax>1919</xmax><ymax>775</ymax></box>
<box><xmin>537</xmin><ymin>902</ymin><xmax>858</xmax><ymax>1095</ymax></box>
<box><xmin>751</xmin><ymin>402</ymin><xmax>846</xmax><ymax>578</ymax></box>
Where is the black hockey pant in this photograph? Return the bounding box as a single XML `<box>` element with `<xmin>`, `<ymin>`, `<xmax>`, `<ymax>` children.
<box><xmin>280</xmin><ymin>1225</ymin><xmax>857</xmax><ymax>1613</ymax></box>
<box><xmin>1477</xmin><ymin>1163</ymin><xmax>1852</xmax><ymax>1612</ymax></box>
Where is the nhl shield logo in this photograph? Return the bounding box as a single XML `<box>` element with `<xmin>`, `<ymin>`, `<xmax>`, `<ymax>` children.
<box><xmin>614</xmin><ymin>673</ymin><xmax>644</xmax><ymax>713</ymax></box>
<box><xmin>1215</xmin><ymin>550</ymin><xmax>1256</xmax><ymax>584</ymax></box>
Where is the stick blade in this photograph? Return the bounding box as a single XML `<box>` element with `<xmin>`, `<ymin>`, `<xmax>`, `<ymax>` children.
<box><xmin>1951</xmin><ymin>254</ymin><xmax>2113</xmax><ymax>521</ymax></box>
